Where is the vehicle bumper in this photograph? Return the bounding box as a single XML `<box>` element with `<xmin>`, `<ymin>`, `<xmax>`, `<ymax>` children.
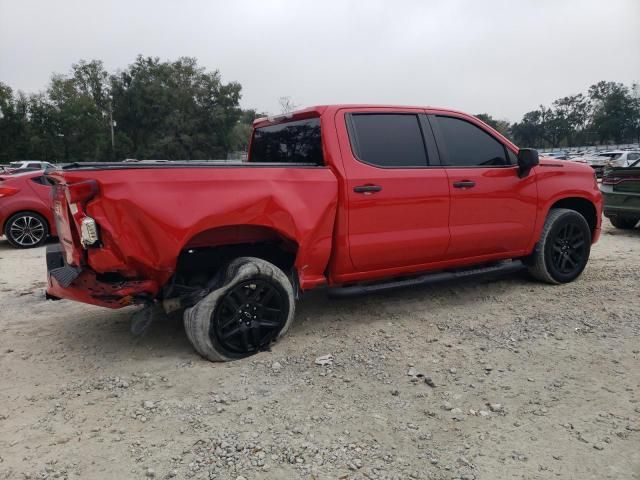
<box><xmin>602</xmin><ymin>190</ymin><xmax>640</xmax><ymax>219</ymax></box>
<box><xmin>46</xmin><ymin>243</ymin><xmax>158</xmax><ymax>309</ymax></box>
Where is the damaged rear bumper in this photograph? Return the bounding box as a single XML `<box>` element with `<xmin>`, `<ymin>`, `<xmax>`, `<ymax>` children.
<box><xmin>46</xmin><ymin>243</ymin><xmax>158</xmax><ymax>309</ymax></box>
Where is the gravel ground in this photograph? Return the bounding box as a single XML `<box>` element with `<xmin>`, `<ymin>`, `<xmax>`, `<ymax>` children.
<box><xmin>0</xmin><ymin>222</ymin><xmax>639</xmax><ymax>480</ymax></box>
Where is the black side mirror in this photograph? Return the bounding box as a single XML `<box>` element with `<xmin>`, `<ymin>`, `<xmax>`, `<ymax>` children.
<box><xmin>517</xmin><ymin>148</ymin><xmax>539</xmax><ymax>178</ymax></box>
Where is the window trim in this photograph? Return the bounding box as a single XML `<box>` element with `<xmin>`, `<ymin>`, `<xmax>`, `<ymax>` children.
<box><xmin>345</xmin><ymin>112</ymin><xmax>441</xmax><ymax>169</ymax></box>
<box><xmin>428</xmin><ymin>114</ymin><xmax>517</xmax><ymax>169</ymax></box>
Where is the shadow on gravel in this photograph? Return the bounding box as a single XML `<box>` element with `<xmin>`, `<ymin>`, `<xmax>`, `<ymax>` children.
<box><xmin>40</xmin><ymin>267</ymin><xmax>533</xmax><ymax>362</ymax></box>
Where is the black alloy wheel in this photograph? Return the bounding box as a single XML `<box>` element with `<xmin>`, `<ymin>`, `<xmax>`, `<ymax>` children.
<box><xmin>211</xmin><ymin>279</ymin><xmax>288</xmax><ymax>355</ymax></box>
<box><xmin>550</xmin><ymin>223</ymin><xmax>587</xmax><ymax>275</ymax></box>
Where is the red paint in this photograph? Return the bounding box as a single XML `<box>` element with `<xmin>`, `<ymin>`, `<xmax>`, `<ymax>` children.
<box><xmin>0</xmin><ymin>170</ymin><xmax>57</xmax><ymax>237</ymax></box>
<box><xmin>46</xmin><ymin>105</ymin><xmax>602</xmax><ymax>308</ymax></box>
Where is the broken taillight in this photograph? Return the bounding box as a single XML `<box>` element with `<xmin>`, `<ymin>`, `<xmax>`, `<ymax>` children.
<box><xmin>65</xmin><ymin>179</ymin><xmax>98</xmax><ymax>204</ymax></box>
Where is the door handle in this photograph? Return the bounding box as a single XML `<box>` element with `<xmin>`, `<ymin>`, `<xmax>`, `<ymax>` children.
<box><xmin>354</xmin><ymin>184</ymin><xmax>382</xmax><ymax>194</ymax></box>
<box><xmin>452</xmin><ymin>180</ymin><xmax>476</xmax><ymax>189</ymax></box>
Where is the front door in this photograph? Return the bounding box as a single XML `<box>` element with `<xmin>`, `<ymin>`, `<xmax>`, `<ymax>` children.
<box><xmin>430</xmin><ymin>114</ymin><xmax>537</xmax><ymax>259</ymax></box>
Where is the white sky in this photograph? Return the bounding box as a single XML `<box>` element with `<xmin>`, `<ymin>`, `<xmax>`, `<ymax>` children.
<box><xmin>1</xmin><ymin>0</ymin><xmax>639</xmax><ymax>121</ymax></box>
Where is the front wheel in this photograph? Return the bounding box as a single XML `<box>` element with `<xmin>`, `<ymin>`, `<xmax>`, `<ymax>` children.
<box><xmin>183</xmin><ymin>257</ymin><xmax>295</xmax><ymax>362</ymax></box>
<box><xmin>527</xmin><ymin>208</ymin><xmax>591</xmax><ymax>284</ymax></box>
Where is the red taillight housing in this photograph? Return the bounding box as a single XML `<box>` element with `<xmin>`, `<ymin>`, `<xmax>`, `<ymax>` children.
<box><xmin>65</xmin><ymin>180</ymin><xmax>98</xmax><ymax>204</ymax></box>
<box><xmin>0</xmin><ymin>186</ymin><xmax>19</xmax><ymax>198</ymax></box>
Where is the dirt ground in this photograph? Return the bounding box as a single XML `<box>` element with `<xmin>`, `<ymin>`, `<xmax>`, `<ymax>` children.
<box><xmin>0</xmin><ymin>222</ymin><xmax>638</xmax><ymax>480</ymax></box>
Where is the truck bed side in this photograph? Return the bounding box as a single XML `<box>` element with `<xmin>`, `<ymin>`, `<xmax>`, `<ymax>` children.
<box><xmin>48</xmin><ymin>164</ymin><xmax>338</xmax><ymax>307</ymax></box>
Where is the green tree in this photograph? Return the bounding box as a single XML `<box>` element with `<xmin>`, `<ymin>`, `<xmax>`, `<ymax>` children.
<box><xmin>588</xmin><ymin>81</ymin><xmax>636</xmax><ymax>144</ymax></box>
<box><xmin>110</xmin><ymin>56</ymin><xmax>242</xmax><ymax>160</ymax></box>
<box><xmin>475</xmin><ymin>113</ymin><xmax>511</xmax><ymax>138</ymax></box>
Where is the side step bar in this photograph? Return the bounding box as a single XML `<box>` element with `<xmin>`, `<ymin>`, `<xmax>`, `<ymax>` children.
<box><xmin>327</xmin><ymin>260</ymin><xmax>525</xmax><ymax>298</ymax></box>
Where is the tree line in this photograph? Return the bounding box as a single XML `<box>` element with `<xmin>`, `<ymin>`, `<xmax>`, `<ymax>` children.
<box><xmin>0</xmin><ymin>56</ymin><xmax>262</xmax><ymax>163</ymax></box>
<box><xmin>1</xmin><ymin>55</ymin><xmax>639</xmax><ymax>163</ymax></box>
<box><xmin>477</xmin><ymin>81</ymin><xmax>640</xmax><ymax>149</ymax></box>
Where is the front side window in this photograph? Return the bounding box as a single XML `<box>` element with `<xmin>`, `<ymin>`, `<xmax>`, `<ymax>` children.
<box><xmin>348</xmin><ymin>114</ymin><xmax>428</xmax><ymax>167</ymax></box>
<box><xmin>250</xmin><ymin>118</ymin><xmax>323</xmax><ymax>165</ymax></box>
<box><xmin>436</xmin><ymin>116</ymin><xmax>508</xmax><ymax>167</ymax></box>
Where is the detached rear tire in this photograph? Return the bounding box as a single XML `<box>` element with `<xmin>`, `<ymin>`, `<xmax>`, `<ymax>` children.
<box><xmin>184</xmin><ymin>257</ymin><xmax>295</xmax><ymax>362</ymax></box>
<box><xmin>610</xmin><ymin>216</ymin><xmax>639</xmax><ymax>230</ymax></box>
<box><xmin>527</xmin><ymin>208</ymin><xmax>591</xmax><ymax>284</ymax></box>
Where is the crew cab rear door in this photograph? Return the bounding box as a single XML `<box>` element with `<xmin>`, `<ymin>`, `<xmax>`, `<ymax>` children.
<box><xmin>335</xmin><ymin>108</ymin><xmax>450</xmax><ymax>272</ymax></box>
<box><xmin>428</xmin><ymin>113</ymin><xmax>537</xmax><ymax>259</ymax></box>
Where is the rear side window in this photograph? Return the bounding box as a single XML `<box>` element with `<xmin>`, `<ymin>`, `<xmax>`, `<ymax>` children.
<box><xmin>436</xmin><ymin>116</ymin><xmax>508</xmax><ymax>167</ymax></box>
<box><xmin>348</xmin><ymin>114</ymin><xmax>428</xmax><ymax>167</ymax></box>
<box><xmin>250</xmin><ymin>118</ymin><xmax>323</xmax><ymax>165</ymax></box>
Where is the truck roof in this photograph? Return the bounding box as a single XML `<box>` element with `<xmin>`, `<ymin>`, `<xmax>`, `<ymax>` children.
<box><xmin>253</xmin><ymin>104</ymin><xmax>472</xmax><ymax>128</ymax></box>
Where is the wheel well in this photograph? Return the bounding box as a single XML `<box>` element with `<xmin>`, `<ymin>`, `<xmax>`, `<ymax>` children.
<box><xmin>171</xmin><ymin>225</ymin><xmax>298</xmax><ymax>292</ymax></box>
<box><xmin>549</xmin><ymin>197</ymin><xmax>597</xmax><ymax>234</ymax></box>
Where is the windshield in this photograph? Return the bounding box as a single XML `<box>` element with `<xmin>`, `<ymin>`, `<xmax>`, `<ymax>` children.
<box><xmin>9</xmin><ymin>162</ymin><xmax>22</xmax><ymax>168</ymax></box>
<box><xmin>250</xmin><ymin>118</ymin><xmax>323</xmax><ymax>165</ymax></box>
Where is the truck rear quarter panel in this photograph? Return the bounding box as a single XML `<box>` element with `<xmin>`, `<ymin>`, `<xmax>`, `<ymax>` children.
<box><xmin>59</xmin><ymin>166</ymin><xmax>338</xmax><ymax>291</ymax></box>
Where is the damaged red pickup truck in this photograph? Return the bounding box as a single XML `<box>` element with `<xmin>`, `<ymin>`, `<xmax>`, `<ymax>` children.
<box><xmin>46</xmin><ymin>105</ymin><xmax>602</xmax><ymax>361</ymax></box>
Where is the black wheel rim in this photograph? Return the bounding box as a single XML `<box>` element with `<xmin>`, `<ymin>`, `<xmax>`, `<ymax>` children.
<box><xmin>212</xmin><ymin>279</ymin><xmax>287</xmax><ymax>355</ymax></box>
<box><xmin>10</xmin><ymin>215</ymin><xmax>45</xmax><ymax>246</ymax></box>
<box><xmin>551</xmin><ymin>222</ymin><xmax>586</xmax><ymax>275</ymax></box>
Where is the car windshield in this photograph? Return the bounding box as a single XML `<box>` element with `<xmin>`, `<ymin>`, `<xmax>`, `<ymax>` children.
<box><xmin>9</xmin><ymin>162</ymin><xmax>22</xmax><ymax>168</ymax></box>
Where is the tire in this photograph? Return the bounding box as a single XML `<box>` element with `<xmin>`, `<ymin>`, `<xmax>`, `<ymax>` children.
<box><xmin>183</xmin><ymin>257</ymin><xmax>295</xmax><ymax>362</ymax></box>
<box><xmin>4</xmin><ymin>212</ymin><xmax>49</xmax><ymax>249</ymax></box>
<box><xmin>610</xmin><ymin>216</ymin><xmax>639</xmax><ymax>230</ymax></box>
<box><xmin>527</xmin><ymin>208</ymin><xmax>591</xmax><ymax>284</ymax></box>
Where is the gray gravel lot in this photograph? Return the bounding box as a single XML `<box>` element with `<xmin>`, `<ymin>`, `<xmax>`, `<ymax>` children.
<box><xmin>0</xmin><ymin>222</ymin><xmax>639</xmax><ymax>480</ymax></box>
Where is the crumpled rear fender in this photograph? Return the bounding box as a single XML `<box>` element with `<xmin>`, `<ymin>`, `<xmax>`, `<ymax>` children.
<box><xmin>77</xmin><ymin>166</ymin><xmax>338</xmax><ymax>291</ymax></box>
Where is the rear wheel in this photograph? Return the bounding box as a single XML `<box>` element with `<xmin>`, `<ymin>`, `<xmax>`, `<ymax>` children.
<box><xmin>610</xmin><ymin>216</ymin><xmax>639</xmax><ymax>230</ymax></box>
<box><xmin>4</xmin><ymin>212</ymin><xmax>49</xmax><ymax>248</ymax></box>
<box><xmin>527</xmin><ymin>208</ymin><xmax>591</xmax><ymax>284</ymax></box>
<box><xmin>183</xmin><ymin>257</ymin><xmax>295</xmax><ymax>362</ymax></box>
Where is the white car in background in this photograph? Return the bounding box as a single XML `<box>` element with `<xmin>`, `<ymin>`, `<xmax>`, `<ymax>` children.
<box><xmin>575</xmin><ymin>151</ymin><xmax>640</xmax><ymax>177</ymax></box>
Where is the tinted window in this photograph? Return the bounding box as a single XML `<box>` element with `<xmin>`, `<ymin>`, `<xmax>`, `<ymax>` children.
<box><xmin>250</xmin><ymin>118</ymin><xmax>323</xmax><ymax>165</ymax></box>
<box><xmin>30</xmin><ymin>176</ymin><xmax>53</xmax><ymax>186</ymax></box>
<box><xmin>627</xmin><ymin>153</ymin><xmax>639</xmax><ymax>161</ymax></box>
<box><xmin>348</xmin><ymin>114</ymin><xmax>428</xmax><ymax>167</ymax></box>
<box><xmin>437</xmin><ymin>116</ymin><xmax>508</xmax><ymax>167</ymax></box>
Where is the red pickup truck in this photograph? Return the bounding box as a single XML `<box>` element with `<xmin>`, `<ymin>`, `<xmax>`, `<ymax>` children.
<box><xmin>46</xmin><ymin>105</ymin><xmax>602</xmax><ymax>361</ymax></box>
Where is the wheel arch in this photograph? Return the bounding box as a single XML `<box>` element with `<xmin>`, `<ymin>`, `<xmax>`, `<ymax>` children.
<box><xmin>177</xmin><ymin>224</ymin><xmax>300</xmax><ymax>279</ymax></box>
<box><xmin>548</xmin><ymin>197</ymin><xmax>598</xmax><ymax>235</ymax></box>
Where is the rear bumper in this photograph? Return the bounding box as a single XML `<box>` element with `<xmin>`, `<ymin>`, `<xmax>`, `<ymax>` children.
<box><xmin>46</xmin><ymin>243</ymin><xmax>158</xmax><ymax>309</ymax></box>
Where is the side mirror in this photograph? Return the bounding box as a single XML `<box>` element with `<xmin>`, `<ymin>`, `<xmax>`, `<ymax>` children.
<box><xmin>517</xmin><ymin>148</ymin><xmax>539</xmax><ymax>178</ymax></box>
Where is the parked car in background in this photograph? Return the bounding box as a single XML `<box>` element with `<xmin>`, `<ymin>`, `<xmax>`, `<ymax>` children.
<box><xmin>8</xmin><ymin>161</ymin><xmax>56</xmax><ymax>174</ymax></box>
<box><xmin>0</xmin><ymin>170</ymin><xmax>56</xmax><ymax>248</ymax></box>
<box><xmin>579</xmin><ymin>151</ymin><xmax>640</xmax><ymax>177</ymax></box>
<box><xmin>601</xmin><ymin>161</ymin><xmax>640</xmax><ymax>229</ymax></box>
<box><xmin>541</xmin><ymin>151</ymin><xmax>568</xmax><ymax>160</ymax></box>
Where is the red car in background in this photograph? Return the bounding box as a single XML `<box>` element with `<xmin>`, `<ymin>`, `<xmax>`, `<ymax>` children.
<box><xmin>0</xmin><ymin>170</ymin><xmax>56</xmax><ymax>248</ymax></box>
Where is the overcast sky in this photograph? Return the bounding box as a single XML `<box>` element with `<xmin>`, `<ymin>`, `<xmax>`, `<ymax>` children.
<box><xmin>1</xmin><ymin>0</ymin><xmax>639</xmax><ymax>121</ymax></box>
